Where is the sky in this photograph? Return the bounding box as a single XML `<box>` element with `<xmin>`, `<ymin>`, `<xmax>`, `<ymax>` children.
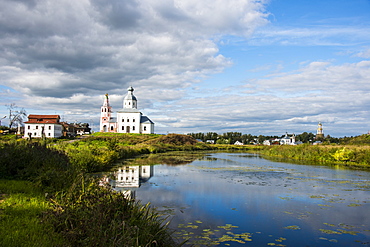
<box><xmin>1</xmin><ymin>0</ymin><xmax>370</xmax><ymax>137</ymax></box>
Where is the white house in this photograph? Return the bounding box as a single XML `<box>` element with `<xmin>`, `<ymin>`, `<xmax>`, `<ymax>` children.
<box><xmin>100</xmin><ymin>87</ymin><xmax>154</xmax><ymax>134</ymax></box>
<box><xmin>24</xmin><ymin>115</ymin><xmax>63</xmax><ymax>138</ymax></box>
<box><xmin>280</xmin><ymin>133</ymin><xmax>296</xmax><ymax>145</ymax></box>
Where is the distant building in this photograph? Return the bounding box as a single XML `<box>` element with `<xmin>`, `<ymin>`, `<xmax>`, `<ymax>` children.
<box><xmin>280</xmin><ymin>133</ymin><xmax>296</xmax><ymax>145</ymax></box>
<box><xmin>263</xmin><ymin>138</ymin><xmax>281</xmax><ymax>146</ymax></box>
<box><xmin>61</xmin><ymin>122</ymin><xmax>91</xmax><ymax>137</ymax></box>
<box><xmin>316</xmin><ymin>122</ymin><xmax>324</xmax><ymax>139</ymax></box>
<box><xmin>24</xmin><ymin>115</ymin><xmax>63</xmax><ymax>138</ymax></box>
<box><xmin>100</xmin><ymin>87</ymin><xmax>154</xmax><ymax>134</ymax></box>
<box><xmin>234</xmin><ymin>141</ymin><xmax>244</xmax><ymax>145</ymax></box>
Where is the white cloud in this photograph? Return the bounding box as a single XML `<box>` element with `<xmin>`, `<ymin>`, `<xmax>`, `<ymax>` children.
<box><xmin>355</xmin><ymin>48</ymin><xmax>370</xmax><ymax>58</ymax></box>
<box><xmin>249</xmin><ymin>26</ymin><xmax>370</xmax><ymax>46</ymax></box>
<box><xmin>1</xmin><ymin>0</ymin><xmax>265</xmax><ymax>100</ymax></box>
<box><xmin>153</xmin><ymin>60</ymin><xmax>370</xmax><ymax>136</ymax></box>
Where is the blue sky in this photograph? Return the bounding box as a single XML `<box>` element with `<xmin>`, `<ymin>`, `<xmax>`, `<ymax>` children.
<box><xmin>1</xmin><ymin>0</ymin><xmax>370</xmax><ymax>137</ymax></box>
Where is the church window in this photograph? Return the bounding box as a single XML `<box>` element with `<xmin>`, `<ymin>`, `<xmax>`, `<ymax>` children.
<box><xmin>122</xmin><ymin>118</ymin><xmax>124</xmax><ymax>122</ymax></box>
<box><xmin>48</xmin><ymin>133</ymin><xmax>51</xmax><ymax>136</ymax></box>
<box><xmin>127</xmin><ymin>119</ymin><xmax>129</xmax><ymax>122</ymax></box>
<box><xmin>105</xmin><ymin>108</ymin><xmax>107</xmax><ymax>112</ymax></box>
<box><xmin>144</xmin><ymin>126</ymin><xmax>147</xmax><ymax>131</ymax></box>
<box><xmin>102</xmin><ymin>109</ymin><xmax>103</xmax><ymax>112</ymax></box>
<box><xmin>133</xmin><ymin>119</ymin><xmax>135</xmax><ymax>122</ymax></box>
<box><xmin>133</xmin><ymin>126</ymin><xmax>135</xmax><ymax>131</ymax></box>
<box><xmin>122</xmin><ymin>126</ymin><xmax>124</xmax><ymax>130</ymax></box>
<box><xmin>36</xmin><ymin>126</ymin><xmax>38</xmax><ymax>129</ymax></box>
<box><xmin>48</xmin><ymin>126</ymin><xmax>51</xmax><ymax>130</ymax></box>
<box><xmin>28</xmin><ymin>126</ymin><xmax>30</xmax><ymax>129</ymax></box>
<box><xmin>110</xmin><ymin>126</ymin><xmax>113</xmax><ymax>131</ymax></box>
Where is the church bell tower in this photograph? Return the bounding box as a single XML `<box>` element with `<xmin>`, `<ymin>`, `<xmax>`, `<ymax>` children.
<box><xmin>100</xmin><ymin>93</ymin><xmax>112</xmax><ymax>132</ymax></box>
<box><xmin>316</xmin><ymin>122</ymin><xmax>324</xmax><ymax>139</ymax></box>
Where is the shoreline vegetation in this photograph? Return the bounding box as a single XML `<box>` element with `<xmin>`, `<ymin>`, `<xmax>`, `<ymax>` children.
<box><xmin>1</xmin><ymin>133</ymin><xmax>370</xmax><ymax>246</ymax></box>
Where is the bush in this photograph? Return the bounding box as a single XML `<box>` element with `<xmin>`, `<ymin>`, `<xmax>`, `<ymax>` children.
<box><xmin>0</xmin><ymin>142</ymin><xmax>72</xmax><ymax>191</ymax></box>
<box><xmin>46</xmin><ymin>181</ymin><xmax>179</xmax><ymax>247</ymax></box>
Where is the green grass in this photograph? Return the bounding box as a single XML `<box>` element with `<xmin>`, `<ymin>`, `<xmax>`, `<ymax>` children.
<box><xmin>0</xmin><ymin>180</ymin><xmax>67</xmax><ymax>247</ymax></box>
<box><xmin>45</xmin><ymin>181</ymin><xmax>179</xmax><ymax>247</ymax></box>
<box><xmin>260</xmin><ymin>144</ymin><xmax>370</xmax><ymax>169</ymax></box>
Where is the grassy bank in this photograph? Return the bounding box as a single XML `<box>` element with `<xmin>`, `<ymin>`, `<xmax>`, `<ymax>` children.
<box><xmin>0</xmin><ymin>180</ymin><xmax>66</xmax><ymax>247</ymax></box>
<box><xmin>260</xmin><ymin>144</ymin><xmax>370</xmax><ymax>169</ymax></box>
<box><xmin>0</xmin><ymin>133</ymin><xmax>208</xmax><ymax>246</ymax></box>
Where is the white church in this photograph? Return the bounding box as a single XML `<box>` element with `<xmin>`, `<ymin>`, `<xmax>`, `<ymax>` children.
<box><xmin>100</xmin><ymin>87</ymin><xmax>154</xmax><ymax>134</ymax></box>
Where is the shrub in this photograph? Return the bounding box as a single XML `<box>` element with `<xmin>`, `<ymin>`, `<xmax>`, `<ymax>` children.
<box><xmin>46</xmin><ymin>181</ymin><xmax>179</xmax><ymax>247</ymax></box>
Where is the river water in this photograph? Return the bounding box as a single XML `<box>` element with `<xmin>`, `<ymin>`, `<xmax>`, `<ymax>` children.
<box><xmin>108</xmin><ymin>152</ymin><xmax>370</xmax><ymax>246</ymax></box>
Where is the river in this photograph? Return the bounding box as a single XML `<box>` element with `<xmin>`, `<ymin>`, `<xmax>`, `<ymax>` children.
<box><xmin>107</xmin><ymin>152</ymin><xmax>370</xmax><ymax>246</ymax></box>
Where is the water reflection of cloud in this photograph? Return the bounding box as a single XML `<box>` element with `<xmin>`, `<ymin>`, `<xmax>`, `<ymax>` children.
<box><xmin>132</xmin><ymin>152</ymin><xmax>370</xmax><ymax>245</ymax></box>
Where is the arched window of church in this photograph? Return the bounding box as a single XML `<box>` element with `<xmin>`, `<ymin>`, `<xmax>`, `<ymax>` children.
<box><xmin>133</xmin><ymin>126</ymin><xmax>135</xmax><ymax>131</ymax></box>
<box><xmin>133</xmin><ymin>119</ymin><xmax>135</xmax><ymax>122</ymax></box>
<box><xmin>122</xmin><ymin>126</ymin><xmax>124</xmax><ymax>130</ymax></box>
<box><xmin>122</xmin><ymin>119</ymin><xmax>124</xmax><ymax>122</ymax></box>
<box><xmin>102</xmin><ymin>109</ymin><xmax>103</xmax><ymax>112</ymax></box>
<box><xmin>111</xmin><ymin>126</ymin><xmax>113</xmax><ymax>130</ymax></box>
<box><xmin>105</xmin><ymin>108</ymin><xmax>107</xmax><ymax>112</ymax></box>
<box><xmin>144</xmin><ymin>126</ymin><xmax>146</xmax><ymax>131</ymax></box>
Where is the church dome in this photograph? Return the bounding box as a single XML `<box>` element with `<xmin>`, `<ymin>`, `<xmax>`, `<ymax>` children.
<box><xmin>124</xmin><ymin>86</ymin><xmax>137</xmax><ymax>101</ymax></box>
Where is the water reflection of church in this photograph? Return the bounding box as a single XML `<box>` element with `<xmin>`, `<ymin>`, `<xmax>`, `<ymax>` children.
<box><xmin>112</xmin><ymin>165</ymin><xmax>153</xmax><ymax>188</ymax></box>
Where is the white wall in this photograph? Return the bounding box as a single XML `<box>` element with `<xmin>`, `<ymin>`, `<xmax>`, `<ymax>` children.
<box><xmin>24</xmin><ymin>124</ymin><xmax>63</xmax><ymax>138</ymax></box>
<box><xmin>116</xmin><ymin>112</ymin><xmax>141</xmax><ymax>133</ymax></box>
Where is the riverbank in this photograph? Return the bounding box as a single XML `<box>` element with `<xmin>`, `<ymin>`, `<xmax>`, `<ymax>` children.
<box><xmin>259</xmin><ymin>144</ymin><xmax>370</xmax><ymax>169</ymax></box>
<box><xmin>0</xmin><ymin>133</ymin><xmax>209</xmax><ymax>246</ymax></box>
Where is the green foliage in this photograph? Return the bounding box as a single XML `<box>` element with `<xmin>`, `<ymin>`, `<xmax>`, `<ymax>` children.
<box><xmin>332</xmin><ymin>148</ymin><xmax>354</xmax><ymax>161</ymax></box>
<box><xmin>0</xmin><ymin>180</ymin><xmax>67</xmax><ymax>247</ymax></box>
<box><xmin>261</xmin><ymin>145</ymin><xmax>370</xmax><ymax>168</ymax></box>
<box><xmin>0</xmin><ymin>142</ymin><xmax>72</xmax><ymax>191</ymax></box>
<box><xmin>46</xmin><ymin>180</ymin><xmax>179</xmax><ymax>247</ymax></box>
<box><xmin>342</xmin><ymin>134</ymin><xmax>370</xmax><ymax>145</ymax></box>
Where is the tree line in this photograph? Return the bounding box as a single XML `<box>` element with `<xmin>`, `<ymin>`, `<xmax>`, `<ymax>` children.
<box><xmin>187</xmin><ymin>131</ymin><xmax>354</xmax><ymax>145</ymax></box>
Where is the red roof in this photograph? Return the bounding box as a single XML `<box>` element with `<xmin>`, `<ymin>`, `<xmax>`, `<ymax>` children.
<box><xmin>24</xmin><ymin>115</ymin><xmax>61</xmax><ymax>124</ymax></box>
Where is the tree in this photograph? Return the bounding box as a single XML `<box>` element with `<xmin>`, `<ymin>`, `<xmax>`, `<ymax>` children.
<box><xmin>296</xmin><ymin>132</ymin><xmax>315</xmax><ymax>143</ymax></box>
<box><xmin>6</xmin><ymin>103</ymin><xmax>27</xmax><ymax>128</ymax></box>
